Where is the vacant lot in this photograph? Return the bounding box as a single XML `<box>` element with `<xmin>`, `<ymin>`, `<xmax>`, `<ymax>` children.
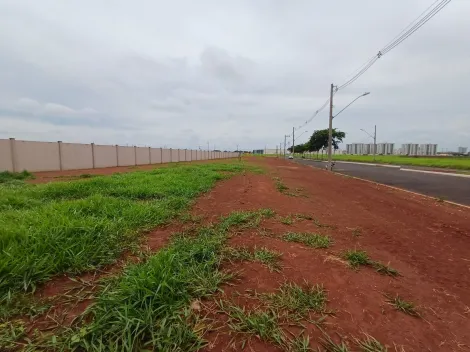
<box><xmin>303</xmin><ymin>153</ymin><xmax>470</xmax><ymax>170</ymax></box>
<box><xmin>1</xmin><ymin>158</ymin><xmax>469</xmax><ymax>351</ymax></box>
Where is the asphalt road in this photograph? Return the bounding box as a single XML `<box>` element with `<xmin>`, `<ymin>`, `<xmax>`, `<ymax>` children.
<box><xmin>295</xmin><ymin>159</ymin><xmax>470</xmax><ymax>206</ymax></box>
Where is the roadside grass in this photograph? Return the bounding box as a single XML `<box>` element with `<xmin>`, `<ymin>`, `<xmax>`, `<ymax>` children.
<box><xmin>343</xmin><ymin>250</ymin><xmax>399</xmax><ymax>277</ymax></box>
<box><xmin>261</xmin><ymin>282</ymin><xmax>327</xmax><ymax>315</ymax></box>
<box><xmin>52</xmin><ymin>209</ymin><xmax>269</xmax><ymax>351</ymax></box>
<box><xmin>0</xmin><ymin>320</ymin><xmax>26</xmax><ymax>350</ymax></box>
<box><xmin>282</xmin><ymin>232</ymin><xmax>332</xmax><ymax>249</ymax></box>
<box><xmin>0</xmin><ymin>163</ymin><xmax>246</xmax><ymax>305</ymax></box>
<box><xmin>223</xmin><ymin>246</ymin><xmax>282</xmax><ymax>272</ymax></box>
<box><xmin>0</xmin><ymin>170</ymin><xmax>34</xmax><ymax>184</ymax></box>
<box><xmin>273</xmin><ymin>177</ymin><xmax>306</xmax><ymax>197</ymax></box>
<box><xmin>324</xmin><ymin>154</ymin><xmax>470</xmax><ymax>171</ymax></box>
<box><xmin>320</xmin><ymin>334</ymin><xmax>350</xmax><ymax>352</ymax></box>
<box><xmin>313</xmin><ymin>218</ymin><xmax>336</xmax><ymax>229</ymax></box>
<box><xmin>385</xmin><ymin>295</ymin><xmax>419</xmax><ymax>317</ymax></box>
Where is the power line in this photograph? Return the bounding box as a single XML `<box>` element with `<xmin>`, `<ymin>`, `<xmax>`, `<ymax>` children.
<box><xmin>294</xmin><ymin>96</ymin><xmax>330</xmax><ymax>131</ymax></box>
<box><xmin>337</xmin><ymin>0</ymin><xmax>452</xmax><ymax>90</ymax></box>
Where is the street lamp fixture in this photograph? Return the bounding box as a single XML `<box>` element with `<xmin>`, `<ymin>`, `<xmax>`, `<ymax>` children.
<box><xmin>333</xmin><ymin>92</ymin><xmax>370</xmax><ymax>119</ymax></box>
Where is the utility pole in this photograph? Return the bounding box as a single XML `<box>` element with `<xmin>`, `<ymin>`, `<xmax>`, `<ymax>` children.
<box><xmin>292</xmin><ymin>127</ymin><xmax>295</xmax><ymax>157</ymax></box>
<box><xmin>327</xmin><ymin>83</ymin><xmax>335</xmax><ymax>170</ymax></box>
<box><xmin>373</xmin><ymin>125</ymin><xmax>377</xmax><ymax>161</ymax></box>
<box><xmin>284</xmin><ymin>135</ymin><xmax>288</xmax><ymax>158</ymax></box>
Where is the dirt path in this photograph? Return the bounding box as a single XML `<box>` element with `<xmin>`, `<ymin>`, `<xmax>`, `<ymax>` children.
<box><xmin>195</xmin><ymin>157</ymin><xmax>470</xmax><ymax>351</ymax></box>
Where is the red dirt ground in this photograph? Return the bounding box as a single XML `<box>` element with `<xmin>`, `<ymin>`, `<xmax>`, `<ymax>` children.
<box><xmin>21</xmin><ymin>157</ymin><xmax>470</xmax><ymax>351</ymax></box>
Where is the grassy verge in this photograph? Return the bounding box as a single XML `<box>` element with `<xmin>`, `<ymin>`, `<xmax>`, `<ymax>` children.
<box><xmin>302</xmin><ymin>154</ymin><xmax>470</xmax><ymax>170</ymax></box>
<box><xmin>0</xmin><ymin>171</ymin><xmax>34</xmax><ymax>184</ymax></box>
<box><xmin>0</xmin><ymin>163</ymin><xmax>247</xmax><ymax>304</ymax></box>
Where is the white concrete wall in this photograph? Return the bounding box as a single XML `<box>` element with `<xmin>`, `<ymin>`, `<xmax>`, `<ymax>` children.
<box><xmin>136</xmin><ymin>147</ymin><xmax>150</xmax><ymax>165</ymax></box>
<box><xmin>162</xmin><ymin>148</ymin><xmax>171</xmax><ymax>163</ymax></box>
<box><xmin>0</xmin><ymin>139</ymin><xmax>13</xmax><ymax>172</ymax></box>
<box><xmin>94</xmin><ymin>145</ymin><xmax>117</xmax><ymax>168</ymax></box>
<box><xmin>178</xmin><ymin>149</ymin><xmax>186</xmax><ymax>162</ymax></box>
<box><xmin>150</xmin><ymin>148</ymin><xmax>162</xmax><ymax>164</ymax></box>
<box><xmin>171</xmin><ymin>149</ymin><xmax>179</xmax><ymax>162</ymax></box>
<box><xmin>197</xmin><ymin>151</ymin><xmax>202</xmax><ymax>160</ymax></box>
<box><xmin>117</xmin><ymin>146</ymin><xmax>135</xmax><ymax>166</ymax></box>
<box><xmin>61</xmin><ymin>143</ymin><xmax>93</xmax><ymax>170</ymax></box>
<box><xmin>15</xmin><ymin>140</ymin><xmax>60</xmax><ymax>172</ymax></box>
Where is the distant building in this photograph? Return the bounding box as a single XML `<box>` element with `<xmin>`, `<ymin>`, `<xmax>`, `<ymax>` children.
<box><xmin>376</xmin><ymin>143</ymin><xmax>394</xmax><ymax>155</ymax></box>
<box><xmin>401</xmin><ymin>144</ymin><xmax>419</xmax><ymax>155</ymax></box>
<box><xmin>458</xmin><ymin>147</ymin><xmax>468</xmax><ymax>154</ymax></box>
<box><xmin>418</xmin><ymin>144</ymin><xmax>438</xmax><ymax>156</ymax></box>
<box><xmin>346</xmin><ymin>143</ymin><xmax>367</xmax><ymax>155</ymax></box>
<box><xmin>252</xmin><ymin>149</ymin><xmax>264</xmax><ymax>154</ymax></box>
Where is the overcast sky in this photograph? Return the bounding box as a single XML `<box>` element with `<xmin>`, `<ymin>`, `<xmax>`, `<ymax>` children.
<box><xmin>1</xmin><ymin>0</ymin><xmax>468</xmax><ymax>151</ymax></box>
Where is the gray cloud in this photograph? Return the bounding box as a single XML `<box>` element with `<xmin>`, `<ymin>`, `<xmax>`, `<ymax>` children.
<box><xmin>0</xmin><ymin>0</ymin><xmax>469</xmax><ymax>151</ymax></box>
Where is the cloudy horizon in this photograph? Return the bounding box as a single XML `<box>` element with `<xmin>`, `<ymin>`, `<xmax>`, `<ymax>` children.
<box><xmin>1</xmin><ymin>0</ymin><xmax>468</xmax><ymax>152</ymax></box>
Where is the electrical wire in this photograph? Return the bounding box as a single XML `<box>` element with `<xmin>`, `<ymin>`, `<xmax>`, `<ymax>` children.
<box><xmin>294</xmin><ymin>96</ymin><xmax>330</xmax><ymax>131</ymax></box>
<box><xmin>337</xmin><ymin>0</ymin><xmax>452</xmax><ymax>90</ymax></box>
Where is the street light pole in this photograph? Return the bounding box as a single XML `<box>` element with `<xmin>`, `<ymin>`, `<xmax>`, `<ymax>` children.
<box><xmin>374</xmin><ymin>125</ymin><xmax>377</xmax><ymax>161</ymax></box>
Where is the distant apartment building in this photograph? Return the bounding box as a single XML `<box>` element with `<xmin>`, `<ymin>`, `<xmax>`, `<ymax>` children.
<box><xmin>458</xmin><ymin>147</ymin><xmax>468</xmax><ymax>154</ymax></box>
<box><xmin>418</xmin><ymin>144</ymin><xmax>438</xmax><ymax>156</ymax></box>
<box><xmin>401</xmin><ymin>143</ymin><xmax>419</xmax><ymax>155</ymax></box>
<box><xmin>376</xmin><ymin>143</ymin><xmax>394</xmax><ymax>155</ymax></box>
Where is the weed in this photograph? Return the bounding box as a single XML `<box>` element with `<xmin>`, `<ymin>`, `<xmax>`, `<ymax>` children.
<box><xmin>436</xmin><ymin>196</ymin><xmax>445</xmax><ymax>203</ymax></box>
<box><xmin>223</xmin><ymin>246</ymin><xmax>282</xmax><ymax>272</ymax></box>
<box><xmin>262</xmin><ymin>282</ymin><xmax>327</xmax><ymax>314</ymax></box>
<box><xmin>372</xmin><ymin>262</ymin><xmax>400</xmax><ymax>277</ymax></box>
<box><xmin>385</xmin><ymin>294</ymin><xmax>419</xmax><ymax>317</ymax></box>
<box><xmin>355</xmin><ymin>334</ymin><xmax>388</xmax><ymax>351</ymax></box>
<box><xmin>0</xmin><ymin>170</ymin><xmax>33</xmax><ymax>184</ymax></box>
<box><xmin>79</xmin><ymin>173</ymin><xmax>95</xmax><ymax>179</ymax></box>
<box><xmin>295</xmin><ymin>214</ymin><xmax>314</xmax><ymax>221</ymax></box>
<box><xmin>222</xmin><ymin>303</ymin><xmax>286</xmax><ymax>348</ymax></box>
<box><xmin>280</xmin><ymin>215</ymin><xmax>294</xmax><ymax>225</ymax></box>
<box><xmin>320</xmin><ymin>334</ymin><xmax>350</xmax><ymax>352</ymax></box>
<box><xmin>219</xmin><ymin>209</ymin><xmax>275</xmax><ymax>230</ymax></box>
<box><xmin>0</xmin><ymin>320</ymin><xmax>26</xmax><ymax>350</ymax></box>
<box><xmin>313</xmin><ymin>218</ymin><xmax>336</xmax><ymax>229</ymax></box>
<box><xmin>282</xmin><ymin>232</ymin><xmax>331</xmax><ymax>248</ymax></box>
<box><xmin>288</xmin><ymin>334</ymin><xmax>312</xmax><ymax>351</ymax></box>
<box><xmin>343</xmin><ymin>250</ymin><xmax>371</xmax><ymax>268</ymax></box>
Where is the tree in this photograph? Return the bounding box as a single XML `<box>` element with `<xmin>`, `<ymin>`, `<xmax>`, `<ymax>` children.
<box><xmin>307</xmin><ymin>129</ymin><xmax>345</xmax><ymax>152</ymax></box>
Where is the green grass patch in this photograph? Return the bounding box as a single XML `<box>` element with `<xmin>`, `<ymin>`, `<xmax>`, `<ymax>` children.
<box><xmin>320</xmin><ymin>334</ymin><xmax>350</xmax><ymax>352</ymax></box>
<box><xmin>279</xmin><ymin>215</ymin><xmax>294</xmax><ymax>225</ymax></box>
<box><xmin>0</xmin><ymin>163</ymin><xmax>245</xmax><ymax>304</ymax></box>
<box><xmin>0</xmin><ymin>170</ymin><xmax>34</xmax><ymax>184</ymax></box>
<box><xmin>282</xmin><ymin>232</ymin><xmax>331</xmax><ymax>248</ymax></box>
<box><xmin>223</xmin><ymin>246</ymin><xmax>282</xmax><ymax>272</ymax></box>
<box><xmin>0</xmin><ymin>320</ymin><xmax>27</xmax><ymax>350</ymax></box>
<box><xmin>261</xmin><ymin>282</ymin><xmax>327</xmax><ymax>315</ymax></box>
<box><xmin>385</xmin><ymin>294</ymin><xmax>419</xmax><ymax>317</ymax></box>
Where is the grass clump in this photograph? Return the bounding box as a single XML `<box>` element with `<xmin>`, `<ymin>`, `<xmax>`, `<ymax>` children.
<box><xmin>0</xmin><ymin>320</ymin><xmax>26</xmax><ymax>350</ymax></box>
<box><xmin>385</xmin><ymin>294</ymin><xmax>419</xmax><ymax>317</ymax></box>
<box><xmin>223</xmin><ymin>246</ymin><xmax>282</xmax><ymax>272</ymax></box>
<box><xmin>280</xmin><ymin>215</ymin><xmax>294</xmax><ymax>225</ymax></box>
<box><xmin>343</xmin><ymin>250</ymin><xmax>371</xmax><ymax>268</ymax></box>
<box><xmin>0</xmin><ymin>170</ymin><xmax>33</xmax><ymax>183</ymax></box>
<box><xmin>355</xmin><ymin>334</ymin><xmax>388</xmax><ymax>351</ymax></box>
<box><xmin>219</xmin><ymin>208</ymin><xmax>275</xmax><ymax>231</ymax></box>
<box><xmin>262</xmin><ymin>282</ymin><xmax>327</xmax><ymax>315</ymax></box>
<box><xmin>320</xmin><ymin>334</ymin><xmax>350</xmax><ymax>352</ymax></box>
<box><xmin>0</xmin><ymin>163</ymin><xmax>245</xmax><ymax>303</ymax></box>
<box><xmin>221</xmin><ymin>303</ymin><xmax>286</xmax><ymax>348</ymax></box>
<box><xmin>282</xmin><ymin>232</ymin><xmax>331</xmax><ymax>248</ymax></box>
<box><xmin>343</xmin><ymin>250</ymin><xmax>399</xmax><ymax>277</ymax></box>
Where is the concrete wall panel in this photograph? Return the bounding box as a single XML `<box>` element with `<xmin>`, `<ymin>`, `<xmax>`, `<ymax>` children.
<box><xmin>197</xmin><ymin>151</ymin><xmax>202</xmax><ymax>160</ymax></box>
<box><xmin>94</xmin><ymin>145</ymin><xmax>117</xmax><ymax>168</ymax></box>
<box><xmin>136</xmin><ymin>147</ymin><xmax>150</xmax><ymax>165</ymax></box>
<box><xmin>150</xmin><ymin>148</ymin><xmax>162</xmax><ymax>164</ymax></box>
<box><xmin>15</xmin><ymin>140</ymin><xmax>60</xmax><ymax>172</ymax></box>
<box><xmin>117</xmin><ymin>146</ymin><xmax>135</xmax><ymax>166</ymax></box>
<box><xmin>61</xmin><ymin>143</ymin><xmax>93</xmax><ymax>170</ymax></box>
<box><xmin>162</xmin><ymin>148</ymin><xmax>171</xmax><ymax>163</ymax></box>
<box><xmin>170</xmin><ymin>149</ymin><xmax>179</xmax><ymax>162</ymax></box>
<box><xmin>0</xmin><ymin>139</ymin><xmax>13</xmax><ymax>171</ymax></box>
<box><xmin>179</xmin><ymin>149</ymin><xmax>186</xmax><ymax>162</ymax></box>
